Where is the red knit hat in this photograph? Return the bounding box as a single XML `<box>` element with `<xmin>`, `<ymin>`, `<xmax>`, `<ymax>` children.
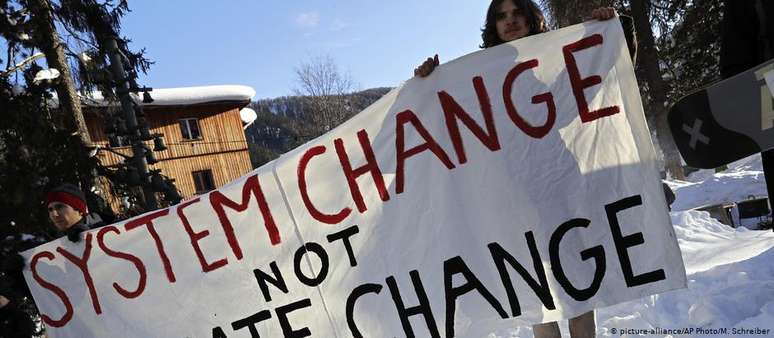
<box><xmin>45</xmin><ymin>183</ymin><xmax>88</xmax><ymax>215</ymax></box>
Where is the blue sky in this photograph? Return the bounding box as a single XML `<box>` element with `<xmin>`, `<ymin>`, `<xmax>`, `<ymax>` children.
<box><xmin>121</xmin><ymin>0</ymin><xmax>489</xmax><ymax>100</ymax></box>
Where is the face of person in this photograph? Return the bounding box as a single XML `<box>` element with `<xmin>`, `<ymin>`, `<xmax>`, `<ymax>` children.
<box><xmin>495</xmin><ymin>0</ymin><xmax>530</xmax><ymax>42</ymax></box>
<box><xmin>48</xmin><ymin>202</ymin><xmax>82</xmax><ymax>231</ymax></box>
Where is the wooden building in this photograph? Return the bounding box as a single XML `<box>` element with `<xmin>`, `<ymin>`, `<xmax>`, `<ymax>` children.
<box><xmin>83</xmin><ymin>85</ymin><xmax>256</xmax><ymax>204</ymax></box>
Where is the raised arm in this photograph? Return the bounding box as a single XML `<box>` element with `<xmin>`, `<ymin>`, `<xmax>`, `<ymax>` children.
<box><xmin>413</xmin><ymin>54</ymin><xmax>440</xmax><ymax>78</ymax></box>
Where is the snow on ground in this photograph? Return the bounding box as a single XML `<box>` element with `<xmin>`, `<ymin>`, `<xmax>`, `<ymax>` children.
<box><xmin>670</xmin><ymin>155</ymin><xmax>768</xmax><ymax>213</ymax></box>
<box><xmin>499</xmin><ymin>155</ymin><xmax>774</xmax><ymax>337</ymax></box>
<box><xmin>596</xmin><ymin>212</ymin><xmax>774</xmax><ymax>337</ymax></box>
<box><xmin>671</xmin><ymin>211</ymin><xmax>774</xmax><ymax>274</ymax></box>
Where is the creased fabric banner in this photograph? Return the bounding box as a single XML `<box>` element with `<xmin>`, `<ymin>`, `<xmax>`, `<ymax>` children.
<box><xmin>22</xmin><ymin>19</ymin><xmax>686</xmax><ymax>338</ymax></box>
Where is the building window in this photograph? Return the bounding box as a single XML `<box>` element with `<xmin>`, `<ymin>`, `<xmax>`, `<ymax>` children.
<box><xmin>179</xmin><ymin>118</ymin><xmax>201</xmax><ymax>140</ymax></box>
<box><xmin>192</xmin><ymin>170</ymin><xmax>215</xmax><ymax>194</ymax></box>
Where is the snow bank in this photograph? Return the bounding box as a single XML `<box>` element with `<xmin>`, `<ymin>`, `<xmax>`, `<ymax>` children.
<box><xmin>671</xmin><ymin>155</ymin><xmax>768</xmax><ymax>213</ymax></box>
<box><xmin>671</xmin><ymin>211</ymin><xmax>774</xmax><ymax>274</ymax></box>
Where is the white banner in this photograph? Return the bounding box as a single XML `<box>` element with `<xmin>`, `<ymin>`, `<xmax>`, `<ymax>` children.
<box><xmin>23</xmin><ymin>19</ymin><xmax>686</xmax><ymax>338</ymax></box>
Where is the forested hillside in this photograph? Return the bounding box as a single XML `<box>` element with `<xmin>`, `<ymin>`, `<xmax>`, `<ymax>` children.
<box><xmin>245</xmin><ymin>87</ymin><xmax>391</xmax><ymax>167</ymax></box>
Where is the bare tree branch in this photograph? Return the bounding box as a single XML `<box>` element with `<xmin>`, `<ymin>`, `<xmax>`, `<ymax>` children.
<box><xmin>293</xmin><ymin>55</ymin><xmax>355</xmax><ymax>135</ymax></box>
<box><xmin>0</xmin><ymin>52</ymin><xmax>44</xmax><ymax>76</ymax></box>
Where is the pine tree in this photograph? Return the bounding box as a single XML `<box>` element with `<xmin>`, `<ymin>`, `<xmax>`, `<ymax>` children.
<box><xmin>1</xmin><ymin>1</ymin><xmax>157</xmax><ymax>335</ymax></box>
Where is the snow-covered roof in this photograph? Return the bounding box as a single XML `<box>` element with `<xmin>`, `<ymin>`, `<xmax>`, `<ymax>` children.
<box><xmin>79</xmin><ymin>85</ymin><xmax>256</xmax><ymax>108</ymax></box>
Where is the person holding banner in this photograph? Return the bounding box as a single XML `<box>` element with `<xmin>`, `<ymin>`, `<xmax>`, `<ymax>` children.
<box><xmin>414</xmin><ymin>1</ymin><xmax>638</xmax><ymax>337</ymax></box>
<box><xmin>43</xmin><ymin>183</ymin><xmax>105</xmax><ymax>242</ymax></box>
<box><xmin>0</xmin><ymin>183</ymin><xmax>104</xmax><ymax>337</ymax></box>
<box><xmin>2</xmin><ymin>183</ymin><xmax>104</xmax><ymax>271</ymax></box>
<box><xmin>414</xmin><ymin>1</ymin><xmax>636</xmax><ymax>77</ymax></box>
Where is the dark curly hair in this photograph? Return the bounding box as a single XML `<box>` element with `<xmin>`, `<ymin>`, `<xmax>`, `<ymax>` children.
<box><xmin>480</xmin><ymin>0</ymin><xmax>548</xmax><ymax>48</ymax></box>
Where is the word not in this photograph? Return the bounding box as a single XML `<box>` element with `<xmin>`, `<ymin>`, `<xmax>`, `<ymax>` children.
<box><xmin>211</xmin><ymin>194</ymin><xmax>665</xmax><ymax>338</ymax></box>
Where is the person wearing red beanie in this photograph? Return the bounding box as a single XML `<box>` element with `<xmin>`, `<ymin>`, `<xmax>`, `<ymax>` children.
<box><xmin>45</xmin><ymin>183</ymin><xmax>89</xmax><ymax>232</ymax></box>
<box><xmin>43</xmin><ymin>183</ymin><xmax>102</xmax><ymax>242</ymax></box>
<box><xmin>2</xmin><ymin>184</ymin><xmax>99</xmax><ymax>279</ymax></box>
<box><xmin>0</xmin><ymin>184</ymin><xmax>97</xmax><ymax>338</ymax></box>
